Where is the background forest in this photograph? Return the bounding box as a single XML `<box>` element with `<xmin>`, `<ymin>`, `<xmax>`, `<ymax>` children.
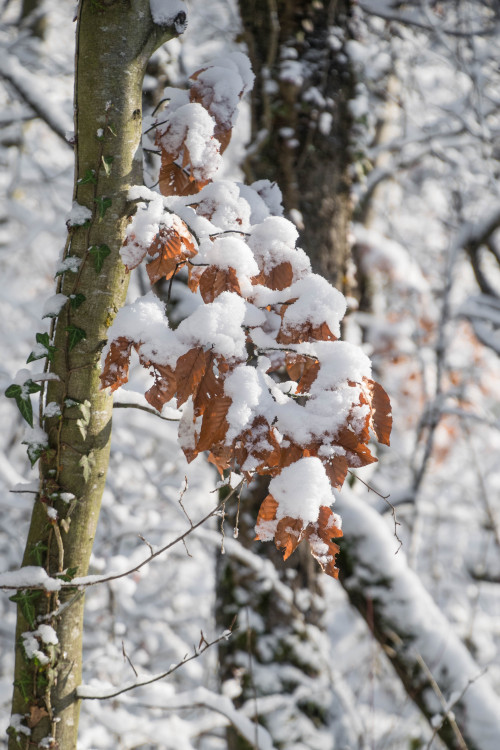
<box><xmin>1</xmin><ymin>0</ymin><xmax>500</xmax><ymax>749</ymax></box>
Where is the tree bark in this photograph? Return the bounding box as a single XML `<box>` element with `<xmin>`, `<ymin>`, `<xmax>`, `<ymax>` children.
<box><xmin>216</xmin><ymin>3</ymin><xmax>358</xmax><ymax>749</ymax></box>
<box><xmin>8</xmin><ymin>2</ymin><xmax>180</xmax><ymax>747</ymax></box>
<box><xmin>240</xmin><ymin>0</ymin><xmax>355</xmax><ymax>289</ymax></box>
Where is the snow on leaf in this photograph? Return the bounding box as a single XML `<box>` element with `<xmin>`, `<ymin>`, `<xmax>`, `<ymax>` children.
<box><xmin>146</xmin><ymin>219</ymin><xmax>197</xmax><ymax>284</ymax></box>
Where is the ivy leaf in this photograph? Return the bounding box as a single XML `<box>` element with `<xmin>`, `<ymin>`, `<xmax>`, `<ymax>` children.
<box><xmin>9</xmin><ymin>590</ymin><xmax>43</xmax><ymax>629</ymax></box>
<box><xmin>101</xmin><ymin>155</ymin><xmax>114</xmax><ymax>177</ymax></box>
<box><xmin>29</xmin><ymin>541</ymin><xmax>48</xmax><ymax>567</ymax></box>
<box><xmin>78</xmin><ymin>168</ymin><xmax>97</xmax><ymax>185</ymax></box>
<box><xmin>94</xmin><ymin>196</ymin><xmax>112</xmax><ymax>221</ymax></box>
<box><xmin>69</xmin><ymin>293</ymin><xmax>86</xmax><ymax>310</ymax></box>
<box><xmin>79</xmin><ymin>452</ymin><xmax>95</xmax><ymax>483</ymax></box>
<box><xmin>5</xmin><ymin>381</ymin><xmax>42</xmax><ymax>427</ymax></box>
<box><xmin>89</xmin><ymin>244</ymin><xmax>111</xmax><ymax>273</ymax></box>
<box><xmin>57</xmin><ymin>566</ymin><xmax>78</xmax><ymax>583</ymax></box>
<box><xmin>27</xmin><ymin>332</ymin><xmax>57</xmax><ymax>364</ymax></box>
<box><xmin>65</xmin><ymin>325</ymin><xmax>86</xmax><ymax>351</ymax></box>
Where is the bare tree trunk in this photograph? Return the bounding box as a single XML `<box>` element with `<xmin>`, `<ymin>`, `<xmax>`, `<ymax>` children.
<box><xmin>8</xmin><ymin>2</ymin><xmax>179</xmax><ymax>747</ymax></box>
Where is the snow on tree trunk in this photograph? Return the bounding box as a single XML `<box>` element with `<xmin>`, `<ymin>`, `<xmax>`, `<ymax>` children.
<box><xmin>8</xmin><ymin>2</ymin><xmax>180</xmax><ymax>747</ymax></box>
<box><xmin>337</xmin><ymin>489</ymin><xmax>500</xmax><ymax>750</ymax></box>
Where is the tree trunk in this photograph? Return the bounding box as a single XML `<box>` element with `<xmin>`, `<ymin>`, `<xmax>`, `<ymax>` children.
<box><xmin>240</xmin><ymin>0</ymin><xmax>355</xmax><ymax>289</ymax></box>
<box><xmin>216</xmin><ymin>3</ymin><xmax>358</xmax><ymax>749</ymax></box>
<box><xmin>8</xmin><ymin>2</ymin><xmax>179</xmax><ymax>747</ymax></box>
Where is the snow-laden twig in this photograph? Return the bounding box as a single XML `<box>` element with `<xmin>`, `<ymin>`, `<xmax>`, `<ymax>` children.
<box><xmin>0</xmin><ymin>481</ymin><xmax>245</xmax><ymax>592</ymax></box>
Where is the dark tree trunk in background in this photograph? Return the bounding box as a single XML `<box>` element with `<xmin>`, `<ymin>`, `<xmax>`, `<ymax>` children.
<box><xmin>216</xmin><ymin>3</ymin><xmax>360</xmax><ymax>749</ymax></box>
<box><xmin>240</xmin><ymin>0</ymin><xmax>355</xmax><ymax>288</ymax></box>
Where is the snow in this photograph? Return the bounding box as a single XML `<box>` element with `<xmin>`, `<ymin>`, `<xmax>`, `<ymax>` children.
<box><xmin>42</xmin><ymin>293</ymin><xmax>67</xmax><ymax>318</ymax></box>
<box><xmin>67</xmin><ymin>202</ymin><xmax>91</xmax><ymax>227</ymax></box>
<box><xmin>176</xmin><ymin>291</ymin><xmax>247</xmax><ymax>360</ymax></box>
<box><xmin>150</xmin><ymin>0</ymin><xmax>188</xmax><ymax>32</ymax></box>
<box><xmin>269</xmin><ymin>457</ymin><xmax>335</xmax><ymax>524</ymax></box>
<box><xmin>0</xmin><ymin>566</ymin><xmax>61</xmax><ymax>591</ymax></box>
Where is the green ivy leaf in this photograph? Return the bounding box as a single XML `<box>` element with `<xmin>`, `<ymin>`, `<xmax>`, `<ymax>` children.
<box><xmin>30</xmin><ymin>541</ymin><xmax>48</xmax><ymax>567</ymax></box>
<box><xmin>5</xmin><ymin>381</ymin><xmax>41</xmax><ymax>428</ymax></box>
<box><xmin>78</xmin><ymin>168</ymin><xmax>97</xmax><ymax>185</ymax></box>
<box><xmin>57</xmin><ymin>566</ymin><xmax>78</xmax><ymax>583</ymax></box>
<box><xmin>101</xmin><ymin>155</ymin><xmax>114</xmax><ymax>177</ymax></box>
<box><xmin>65</xmin><ymin>325</ymin><xmax>86</xmax><ymax>351</ymax></box>
<box><xmin>94</xmin><ymin>196</ymin><xmax>112</xmax><ymax>220</ymax></box>
<box><xmin>69</xmin><ymin>293</ymin><xmax>86</xmax><ymax>310</ymax></box>
<box><xmin>9</xmin><ymin>590</ymin><xmax>43</xmax><ymax>629</ymax></box>
<box><xmin>27</xmin><ymin>332</ymin><xmax>57</xmax><ymax>364</ymax></box>
<box><xmin>89</xmin><ymin>244</ymin><xmax>111</xmax><ymax>273</ymax></box>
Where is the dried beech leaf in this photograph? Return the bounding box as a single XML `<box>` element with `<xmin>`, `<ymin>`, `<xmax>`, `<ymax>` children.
<box><xmin>144</xmin><ymin>363</ymin><xmax>177</xmax><ymax>411</ymax></box>
<box><xmin>193</xmin><ymin>352</ymin><xmax>225</xmax><ymax>416</ymax></box>
<box><xmin>255</xmin><ymin>494</ymin><xmax>279</xmax><ymax>532</ymax></box>
<box><xmin>196</xmin><ymin>396</ymin><xmax>232</xmax><ymax>452</ymax></box>
<box><xmin>100</xmin><ymin>336</ymin><xmax>134</xmax><ymax>391</ymax></box>
<box><xmin>207</xmin><ymin>446</ymin><xmax>233</xmax><ymax>476</ymax></box>
<box><xmin>146</xmin><ymin>222</ymin><xmax>197</xmax><ymax>284</ymax></box>
<box><xmin>264</xmin><ymin>261</ymin><xmax>293</xmax><ymax>291</ymax></box>
<box><xmin>296</xmin><ymin>360</ymin><xmax>320</xmax><ymax>394</ymax></box>
<box><xmin>199</xmin><ymin>266</ymin><xmax>241</xmax><ymax>303</ymax></box>
<box><xmin>175</xmin><ymin>347</ymin><xmax>208</xmax><ymax>408</ymax></box>
<box><xmin>277</xmin><ymin>318</ymin><xmax>337</xmax><ymax>345</ymax></box>
<box><xmin>28</xmin><ymin>705</ymin><xmax>49</xmax><ymax>729</ymax></box>
<box><xmin>159</xmin><ymin>161</ymin><xmax>200</xmax><ymax>197</ymax></box>
<box><xmin>188</xmin><ymin>263</ymin><xmax>205</xmax><ymax>293</ymax></box>
<box><xmin>364</xmin><ymin>378</ymin><xmax>392</xmax><ymax>446</ymax></box>
<box><xmin>306</xmin><ymin>506</ymin><xmax>343</xmax><ymax>579</ymax></box>
<box><xmin>322</xmin><ymin>455</ymin><xmax>349</xmax><ymax>489</ymax></box>
<box><xmin>275</xmin><ymin>516</ymin><xmax>304</xmax><ymax>561</ymax></box>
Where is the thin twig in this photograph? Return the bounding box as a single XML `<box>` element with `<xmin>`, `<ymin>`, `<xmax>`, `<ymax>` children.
<box><xmin>79</xmin><ymin>629</ymin><xmax>233</xmax><ymax>700</ymax></box>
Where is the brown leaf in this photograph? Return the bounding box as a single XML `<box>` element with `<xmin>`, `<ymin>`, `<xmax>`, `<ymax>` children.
<box><xmin>207</xmin><ymin>445</ymin><xmax>234</xmax><ymax>476</ymax></box>
<box><xmin>28</xmin><ymin>704</ymin><xmax>49</xmax><ymax>729</ymax></box>
<box><xmin>364</xmin><ymin>378</ymin><xmax>392</xmax><ymax>446</ymax></box>
<box><xmin>234</xmin><ymin>417</ymin><xmax>281</xmax><ymax>475</ymax></box>
<box><xmin>100</xmin><ymin>336</ymin><xmax>134</xmax><ymax>391</ymax></box>
<box><xmin>255</xmin><ymin>494</ymin><xmax>279</xmax><ymax>534</ymax></box>
<box><xmin>277</xmin><ymin>319</ymin><xmax>337</xmax><ymax>345</ymax></box>
<box><xmin>196</xmin><ymin>396</ymin><xmax>232</xmax><ymax>452</ymax></box>
<box><xmin>175</xmin><ymin>347</ymin><xmax>208</xmax><ymax>408</ymax></box>
<box><xmin>275</xmin><ymin>516</ymin><xmax>304</xmax><ymax>560</ymax></box>
<box><xmin>144</xmin><ymin>363</ymin><xmax>177</xmax><ymax>411</ymax></box>
<box><xmin>159</xmin><ymin>161</ymin><xmax>200</xmax><ymax>197</ymax></box>
<box><xmin>193</xmin><ymin>352</ymin><xmax>227</xmax><ymax>416</ymax></box>
<box><xmin>146</xmin><ymin>221</ymin><xmax>197</xmax><ymax>284</ymax></box>
<box><xmin>336</xmin><ymin>426</ymin><xmax>377</xmax><ymax>468</ymax></box>
<box><xmin>187</xmin><ymin>263</ymin><xmax>205</xmax><ymax>293</ymax></box>
<box><xmin>263</xmin><ymin>261</ymin><xmax>293</xmax><ymax>291</ymax></box>
<box><xmin>322</xmin><ymin>455</ymin><xmax>349</xmax><ymax>489</ymax></box>
<box><xmin>296</xmin><ymin>360</ymin><xmax>320</xmax><ymax>394</ymax></box>
<box><xmin>199</xmin><ymin>266</ymin><xmax>241</xmax><ymax>303</ymax></box>
<box><xmin>306</xmin><ymin>505</ymin><xmax>343</xmax><ymax>579</ymax></box>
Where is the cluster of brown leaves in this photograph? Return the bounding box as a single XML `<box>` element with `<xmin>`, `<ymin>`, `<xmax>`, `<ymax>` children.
<box><xmin>101</xmin><ymin>65</ymin><xmax>392</xmax><ymax>578</ymax></box>
<box><xmin>156</xmin><ymin>64</ymin><xmax>243</xmax><ymax>197</ymax></box>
